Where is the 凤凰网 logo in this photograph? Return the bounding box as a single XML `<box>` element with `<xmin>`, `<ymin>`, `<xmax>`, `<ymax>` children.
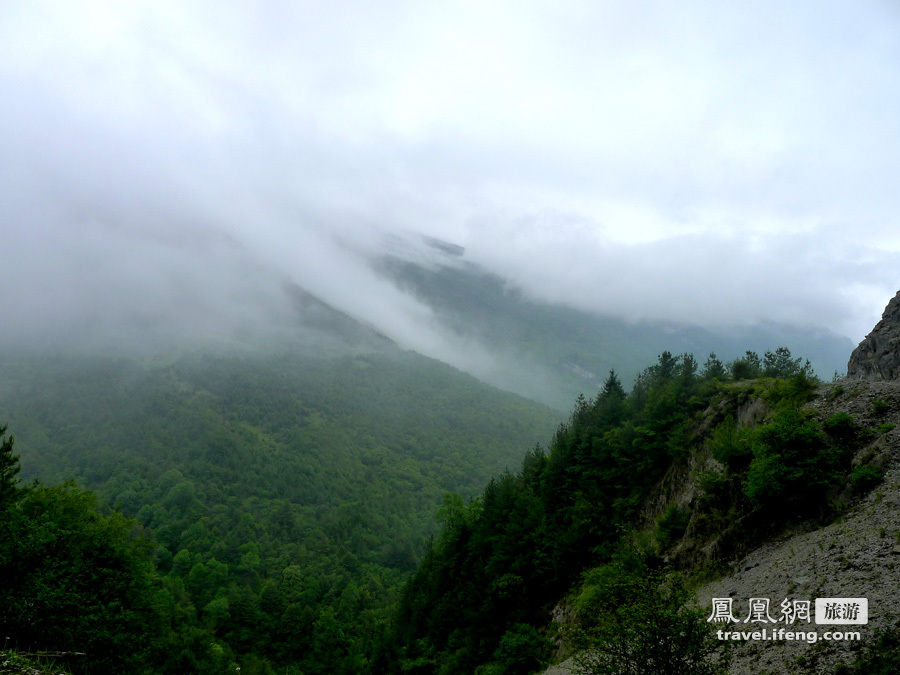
<box><xmin>707</xmin><ymin>597</ymin><xmax>867</xmax><ymax>642</ymax></box>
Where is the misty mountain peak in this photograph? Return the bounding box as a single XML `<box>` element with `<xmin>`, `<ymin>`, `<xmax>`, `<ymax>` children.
<box><xmin>847</xmin><ymin>290</ymin><xmax>900</xmax><ymax>380</ymax></box>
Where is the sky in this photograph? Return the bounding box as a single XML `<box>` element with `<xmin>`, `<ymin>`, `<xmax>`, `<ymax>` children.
<box><xmin>3</xmin><ymin>0</ymin><xmax>900</xmax><ymax>356</ymax></box>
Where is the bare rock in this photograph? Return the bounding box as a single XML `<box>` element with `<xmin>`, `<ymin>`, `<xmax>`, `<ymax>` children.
<box><xmin>847</xmin><ymin>291</ymin><xmax>900</xmax><ymax>381</ymax></box>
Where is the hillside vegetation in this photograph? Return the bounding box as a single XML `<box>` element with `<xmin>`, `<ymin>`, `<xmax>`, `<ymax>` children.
<box><xmin>377</xmin><ymin>348</ymin><xmax>896</xmax><ymax>674</ymax></box>
<box><xmin>0</xmin><ymin>350</ymin><xmax>561</xmax><ymax>674</ymax></box>
<box><xmin>3</xmin><ymin>345</ymin><xmax>895</xmax><ymax>674</ymax></box>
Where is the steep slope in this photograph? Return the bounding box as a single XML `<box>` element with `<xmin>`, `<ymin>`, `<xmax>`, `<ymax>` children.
<box><xmin>0</xmin><ymin>348</ymin><xmax>562</xmax><ymax>673</ymax></box>
<box><xmin>381</xmin><ymin>333</ymin><xmax>898</xmax><ymax>674</ymax></box>
<box><xmin>371</xmin><ymin>244</ymin><xmax>853</xmax><ymax>410</ymax></box>
<box><xmin>536</xmin><ymin>293</ymin><xmax>900</xmax><ymax>675</ymax></box>
<box><xmin>543</xmin><ymin>377</ymin><xmax>900</xmax><ymax>675</ymax></box>
<box><xmin>847</xmin><ymin>290</ymin><xmax>900</xmax><ymax>381</ymax></box>
<box><xmin>696</xmin><ymin>381</ymin><xmax>900</xmax><ymax>674</ymax></box>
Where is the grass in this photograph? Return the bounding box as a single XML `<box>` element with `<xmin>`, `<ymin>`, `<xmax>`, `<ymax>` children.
<box><xmin>0</xmin><ymin>650</ymin><xmax>73</xmax><ymax>675</ymax></box>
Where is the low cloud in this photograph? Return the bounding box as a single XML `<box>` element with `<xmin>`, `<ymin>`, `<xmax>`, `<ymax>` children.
<box><xmin>2</xmin><ymin>0</ymin><xmax>898</xmax><ymax>361</ymax></box>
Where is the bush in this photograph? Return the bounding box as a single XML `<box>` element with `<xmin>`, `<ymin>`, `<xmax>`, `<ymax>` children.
<box><xmin>573</xmin><ymin>569</ymin><xmax>728</xmax><ymax>675</ymax></box>
<box><xmin>656</xmin><ymin>503</ymin><xmax>691</xmax><ymax>548</ymax></box>
<box><xmin>870</xmin><ymin>399</ymin><xmax>890</xmax><ymax>416</ymax></box>
<box><xmin>850</xmin><ymin>466</ymin><xmax>883</xmax><ymax>492</ymax></box>
<box><xmin>744</xmin><ymin>408</ymin><xmax>847</xmax><ymax>510</ymax></box>
<box><xmin>823</xmin><ymin>412</ymin><xmax>863</xmax><ymax>450</ymax></box>
<box><xmin>0</xmin><ymin>482</ymin><xmax>171</xmax><ymax>674</ymax></box>
<box><xmin>708</xmin><ymin>416</ymin><xmax>750</xmax><ymax>467</ymax></box>
<box><xmin>489</xmin><ymin>624</ymin><xmax>553</xmax><ymax>675</ymax></box>
<box><xmin>698</xmin><ymin>471</ymin><xmax>729</xmax><ymax>501</ymax></box>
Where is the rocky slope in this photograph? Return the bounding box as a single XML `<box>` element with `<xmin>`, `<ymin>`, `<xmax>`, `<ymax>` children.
<box><xmin>540</xmin><ymin>289</ymin><xmax>900</xmax><ymax>675</ymax></box>
<box><xmin>847</xmin><ymin>290</ymin><xmax>900</xmax><ymax>381</ymax></box>
<box><xmin>694</xmin><ymin>379</ymin><xmax>900</xmax><ymax>674</ymax></box>
<box><xmin>541</xmin><ymin>378</ymin><xmax>900</xmax><ymax>675</ymax></box>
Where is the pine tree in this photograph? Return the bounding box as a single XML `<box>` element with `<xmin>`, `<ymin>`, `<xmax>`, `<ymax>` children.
<box><xmin>601</xmin><ymin>370</ymin><xmax>625</xmax><ymax>399</ymax></box>
<box><xmin>701</xmin><ymin>353</ymin><xmax>726</xmax><ymax>380</ymax></box>
<box><xmin>0</xmin><ymin>424</ymin><xmax>23</xmax><ymax>512</ymax></box>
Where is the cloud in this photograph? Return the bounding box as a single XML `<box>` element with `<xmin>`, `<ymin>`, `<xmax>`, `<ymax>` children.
<box><xmin>1</xmin><ymin>0</ymin><xmax>898</xmax><ymax>357</ymax></box>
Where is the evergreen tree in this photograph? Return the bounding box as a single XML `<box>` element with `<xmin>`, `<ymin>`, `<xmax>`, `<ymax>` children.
<box><xmin>601</xmin><ymin>370</ymin><xmax>625</xmax><ymax>399</ymax></box>
<box><xmin>762</xmin><ymin>347</ymin><xmax>802</xmax><ymax>377</ymax></box>
<box><xmin>0</xmin><ymin>424</ymin><xmax>23</xmax><ymax>513</ymax></box>
<box><xmin>701</xmin><ymin>353</ymin><xmax>726</xmax><ymax>380</ymax></box>
<box><xmin>729</xmin><ymin>351</ymin><xmax>761</xmax><ymax>380</ymax></box>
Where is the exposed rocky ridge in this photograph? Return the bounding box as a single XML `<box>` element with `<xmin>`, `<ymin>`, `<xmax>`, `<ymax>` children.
<box><xmin>847</xmin><ymin>290</ymin><xmax>900</xmax><ymax>381</ymax></box>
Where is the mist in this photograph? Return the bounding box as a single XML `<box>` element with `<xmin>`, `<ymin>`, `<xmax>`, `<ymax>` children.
<box><xmin>3</xmin><ymin>0</ymin><xmax>899</xmax><ymax>368</ymax></box>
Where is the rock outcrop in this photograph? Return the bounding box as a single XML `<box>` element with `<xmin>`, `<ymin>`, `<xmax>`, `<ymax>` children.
<box><xmin>847</xmin><ymin>290</ymin><xmax>900</xmax><ymax>381</ymax></box>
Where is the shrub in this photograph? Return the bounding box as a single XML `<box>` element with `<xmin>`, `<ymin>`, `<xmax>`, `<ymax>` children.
<box><xmin>573</xmin><ymin>569</ymin><xmax>728</xmax><ymax>675</ymax></box>
<box><xmin>698</xmin><ymin>470</ymin><xmax>729</xmax><ymax>501</ymax></box>
<box><xmin>489</xmin><ymin>624</ymin><xmax>553</xmax><ymax>675</ymax></box>
<box><xmin>850</xmin><ymin>466</ymin><xmax>883</xmax><ymax>492</ymax></box>
<box><xmin>870</xmin><ymin>398</ymin><xmax>889</xmax><ymax>416</ymax></box>
<box><xmin>656</xmin><ymin>503</ymin><xmax>691</xmax><ymax>548</ymax></box>
<box><xmin>823</xmin><ymin>412</ymin><xmax>863</xmax><ymax>450</ymax></box>
<box><xmin>708</xmin><ymin>416</ymin><xmax>750</xmax><ymax>467</ymax></box>
<box><xmin>744</xmin><ymin>408</ymin><xmax>847</xmax><ymax>510</ymax></box>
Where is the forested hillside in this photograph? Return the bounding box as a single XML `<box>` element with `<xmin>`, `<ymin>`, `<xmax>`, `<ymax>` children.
<box><xmin>377</xmin><ymin>348</ymin><xmax>893</xmax><ymax>674</ymax></box>
<box><xmin>0</xmin><ymin>349</ymin><xmax>561</xmax><ymax>674</ymax></box>
<box><xmin>4</xmin><ymin>345</ymin><xmax>894</xmax><ymax>674</ymax></box>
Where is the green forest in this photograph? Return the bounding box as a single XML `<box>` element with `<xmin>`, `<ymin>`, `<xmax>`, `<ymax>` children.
<box><xmin>1</xmin><ymin>346</ymin><xmax>894</xmax><ymax>674</ymax></box>
<box><xmin>0</xmin><ymin>349</ymin><xmax>560</xmax><ymax>674</ymax></box>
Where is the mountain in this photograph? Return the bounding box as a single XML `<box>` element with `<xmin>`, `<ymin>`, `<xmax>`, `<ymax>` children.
<box><xmin>0</xmin><ymin>344</ymin><xmax>562</xmax><ymax>674</ymax></box>
<box><xmin>379</xmin><ymin>292</ymin><xmax>900</xmax><ymax>675</ymax></box>
<box><xmin>0</xmin><ymin>231</ymin><xmax>879</xmax><ymax>674</ymax></box>
<box><xmin>369</xmin><ymin>237</ymin><xmax>854</xmax><ymax>410</ymax></box>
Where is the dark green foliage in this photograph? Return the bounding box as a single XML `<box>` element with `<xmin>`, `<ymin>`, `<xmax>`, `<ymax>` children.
<box><xmin>701</xmin><ymin>353</ymin><xmax>727</xmax><ymax>380</ymax></box>
<box><xmin>572</xmin><ymin>566</ymin><xmax>727</xmax><ymax>675</ymax></box>
<box><xmin>833</xmin><ymin>624</ymin><xmax>900</xmax><ymax>674</ymax></box>
<box><xmin>870</xmin><ymin>398</ymin><xmax>890</xmax><ymax>416</ymax></box>
<box><xmin>488</xmin><ymin>624</ymin><xmax>553</xmax><ymax>675</ymax></box>
<box><xmin>2</xmin><ymin>341</ymin><xmax>848</xmax><ymax>673</ymax></box>
<box><xmin>0</xmin><ymin>476</ymin><xmax>176</xmax><ymax>674</ymax></box>
<box><xmin>385</xmin><ymin>351</ymin><xmax>708</xmax><ymax>673</ymax></box>
<box><xmin>0</xmin><ymin>425</ymin><xmax>23</xmax><ymax>512</ymax></box>
<box><xmin>656</xmin><ymin>503</ymin><xmax>691</xmax><ymax>549</ymax></box>
<box><xmin>849</xmin><ymin>466</ymin><xmax>883</xmax><ymax>492</ymax></box>
<box><xmin>730</xmin><ymin>351</ymin><xmax>761</xmax><ymax>380</ymax></box>
<box><xmin>762</xmin><ymin>347</ymin><xmax>805</xmax><ymax>378</ymax></box>
<box><xmin>708</xmin><ymin>416</ymin><xmax>750</xmax><ymax>468</ymax></box>
<box><xmin>698</xmin><ymin>470</ymin><xmax>729</xmax><ymax>502</ymax></box>
<box><xmin>823</xmin><ymin>412</ymin><xmax>863</xmax><ymax>449</ymax></box>
<box><xmin>1</xmin><ymin>352</ymin><xmax>561</xmax><ymax>674</ymax></box>
<box><xmin>744</xmin><ymin>409</ymin><xmax>849</xmax><ymax>509</ymax></box>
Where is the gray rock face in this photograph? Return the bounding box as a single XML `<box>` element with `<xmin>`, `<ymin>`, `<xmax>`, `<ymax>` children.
<box><xmin>847</xmin><ymin>291</ymin><xmax>900</xmax><ymax>380</ymax></box>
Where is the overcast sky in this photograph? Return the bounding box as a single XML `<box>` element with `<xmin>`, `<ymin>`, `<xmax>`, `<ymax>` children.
<box><xmin>3</xmin><ymin>0</ymin><xmax>899</xmax><ymax>354</ymax></box>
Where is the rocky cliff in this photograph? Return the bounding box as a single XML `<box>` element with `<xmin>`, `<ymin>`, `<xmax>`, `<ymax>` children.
<box><xmin>847</xmin><ymin>291</ymin><xmax>900</xmax><ymax>381</ymax></box>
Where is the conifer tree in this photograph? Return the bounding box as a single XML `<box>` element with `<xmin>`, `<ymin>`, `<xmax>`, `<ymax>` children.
<box><xmin>0</xmin><ymin>424</ymin><xmax>23</xmax><ymax>512</ymax></box>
